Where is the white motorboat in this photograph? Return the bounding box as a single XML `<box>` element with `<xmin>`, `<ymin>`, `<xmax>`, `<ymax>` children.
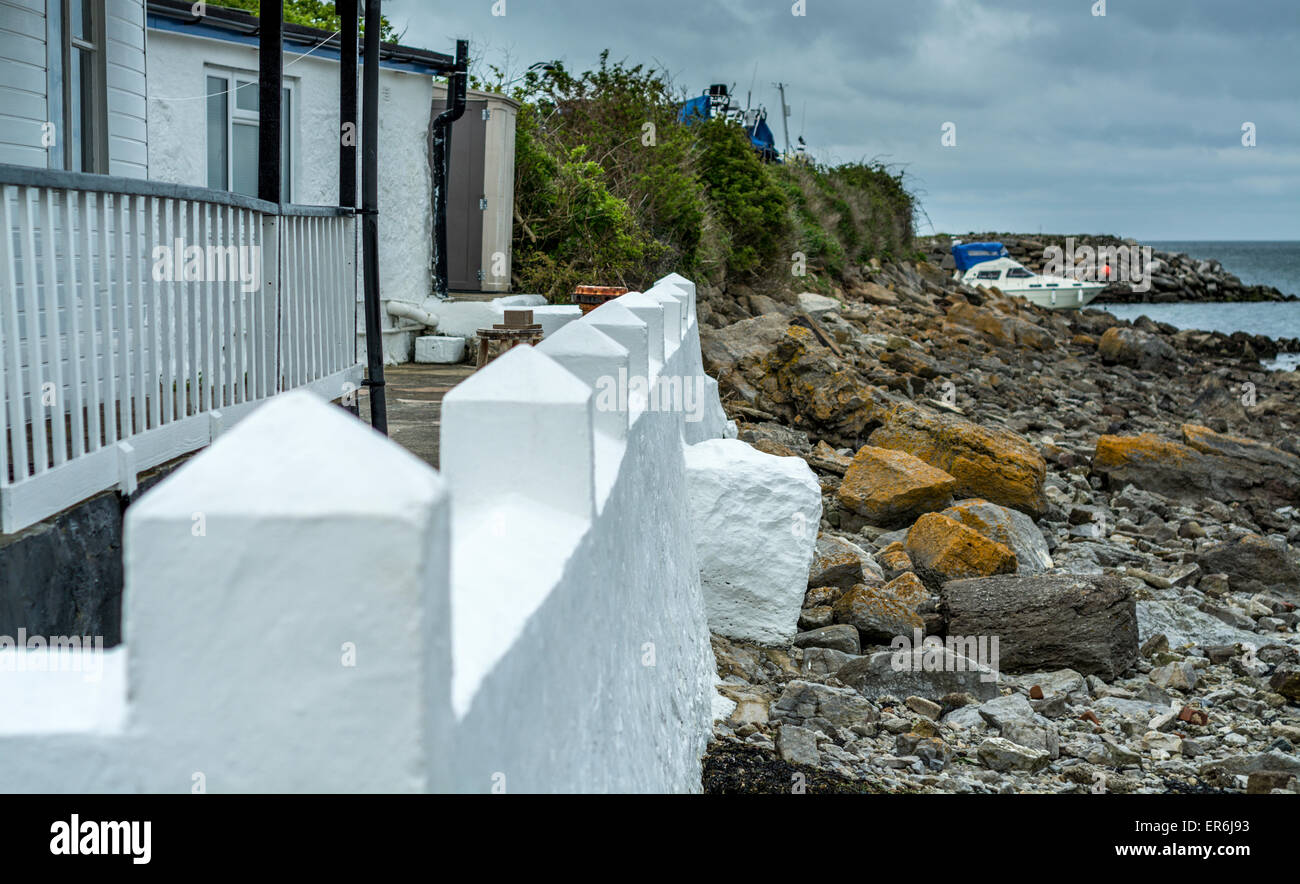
<box><xmin>951</xmin><ymin>242</ymin><xmax>1105</xmax><ymax>310</ymax></box>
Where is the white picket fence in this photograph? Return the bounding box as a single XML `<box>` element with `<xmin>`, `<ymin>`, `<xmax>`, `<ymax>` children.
<box><xmin>0</xmin><ymin>168</ymin><xmax>361</xmax><ymax>534</ymax></box>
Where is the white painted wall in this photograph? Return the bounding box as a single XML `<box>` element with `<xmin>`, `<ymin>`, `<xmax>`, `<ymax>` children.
<box><xmin>0</xmin><ymin>0</ymin><xmax>147</xmax><ymax>174</ymax></box>
<box><xmin>0</xmin><ymin>273</ymin><xmax>732</xmax><ymax>793</ymax></box>
<box><xmin>106</xmin><ymin>0</ymin><xmax>148</xmax><ymax>178</ymax></box>
<box><xmin>0</xmin><ymin>0</ymin><xmax>49</xmax><ymax>167</ymax></box>
<box><xmin>144</xmin><ymin>28</ymin><xmax>433</xmax><ymax>366</ymax></box>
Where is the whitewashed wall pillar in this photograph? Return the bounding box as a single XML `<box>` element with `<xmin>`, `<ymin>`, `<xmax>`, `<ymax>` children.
<box><xmin>124</xmin><ymin>391</ymin><xmax>452</xmax><ymax>792</ymax></box>
<box><xmin>440</xmin><ymin>346</ymin><xmax>596</xmax><ymax>523</ymax></box>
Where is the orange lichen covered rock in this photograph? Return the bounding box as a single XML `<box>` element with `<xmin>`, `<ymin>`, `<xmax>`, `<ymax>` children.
<box><xmin>1093</xmin><ymin>433</ymin><xmax>1198</xmax><ymax>472</ymax></box>
<box><xmin>877</xmin><ymin>541</ymin><xmax>914</xmax><ymax>577</ymax></box>
<box><xmin>832</xmin><ymin>581</ymin><xmax>926</xmax><ymax>644</ymax></box>
<box><xmin>904</xmin><ymin>513</ymin><xmax>1018</xmax><ymax>586</ymax></box>
<box><xmin>867</xmin><ymin>406</ymin><xmax>1047</xmax><ymax>516</ymax></box>
<box><xmin>836</xmin><ymin>445</ymin><xmax>957</xmax><ymax>527</ymax></box>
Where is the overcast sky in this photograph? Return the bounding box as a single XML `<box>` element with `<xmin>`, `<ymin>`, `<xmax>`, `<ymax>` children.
<box><xmin>388</xmin><ymin>0</ymin><xmax>1299</xmax><ymax>241</ymax></box>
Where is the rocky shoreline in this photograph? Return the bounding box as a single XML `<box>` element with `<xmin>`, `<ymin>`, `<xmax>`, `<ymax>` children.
<box><xmin>695</xmin><ymin>257</ymin><xmax>1300</xmax><ymax>794</ymax></box>
<box><xmin>918</xmin><ymin>233</ymin><xmax>1298</xmax><ymax>304</ymax></box>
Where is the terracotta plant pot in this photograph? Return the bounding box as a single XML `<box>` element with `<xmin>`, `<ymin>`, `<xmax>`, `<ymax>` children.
<box><xmin>573</xmin><ymin>285</ymin><xmax>629</xmax><ymax>314</ymax></box>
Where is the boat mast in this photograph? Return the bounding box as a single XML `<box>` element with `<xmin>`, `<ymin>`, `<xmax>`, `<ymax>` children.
<box><xmin>774</xmin><ymin>82</ymin><xmax>791</xmax><ymax>160</ymax></box>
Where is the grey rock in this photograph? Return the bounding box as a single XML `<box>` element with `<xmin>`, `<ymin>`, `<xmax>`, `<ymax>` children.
<box><xmin>800</xmin><ymin>647</ymin><xmax>859</xmax><ymax>677</ymax></box>
<box><xmin>939</xmin><ymin>499</ymin><xmax>1054</xmax><ymax>574</ymax></box>
<box><xmin>792</xmin><ymin>623</ymin><xmax>861</xmax><ymax>654</ymax></box>
<box><xmin>977</xmin><ymin>736</ymin><xmax>1050</xmax><ymax>772</ymax></box>
<box><xmin>1137</xmin><ymin>599</ymin><xmax>1262</xmax><ymax>649</ymax></box>
<box><xmin>941</xmin><ymin>574</ymin><xmax>1138</xmax><ymax>679</ymax></box>
<box><xmin>776</xmin><ymin>724</ymin><xmax>821</xmax><ymax>766</ymax></box>
<box><xmin>807</xmin><ymin>535</ymin><xmax>869</xmax><ymax>590</ymax></box>
<box><xmin>770</xmin><ymin>679</ymin><xmax>878</xmax><ymax>729</ymax></box>
<box><xmin>836</xmin><ymin>649</ymin><xmax>1001</xmax><ymax>703</ymax></box>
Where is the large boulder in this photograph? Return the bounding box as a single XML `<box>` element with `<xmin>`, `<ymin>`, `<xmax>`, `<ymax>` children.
<box><xmin>945</xmin><ymin>302</ymin><xmax>1054</xmax><ymax>352</ymax></box>
<box><xmin>867</xmin><ymin>405</ymin><xmax>1047</xmax><ymax>516</ymax></box>
<box><xmin>770</xmin><ymin>679</ymin><xmax>878</xmax><ymax>730</ymax></box>
<box><xmin>836</xmin><ymin>446</ymin><xmax>957</xmax><ymax>527</ymax></box>
<box><xmin>1097</xmin><ymin>326</ymin><xmax>1177</xmax><ymax>371</ymax></box>
<box><xmin>904</xmin><ymin>513</ymin><xmax>1018</xmax><ymax>588</ymax></box>
<box><xmin>699</xmin><ymin>314</ymin><xmax>793</xmax><ymax>405</ymax></box>
<box><xmin>1197</xmin><ymin>534</ymin><xmax>1300</xmax><ymax>597</ymax></box>
<box><xmin>941</xmin><ymin>574</ymin><xmax>1138</xmax><ymax>680</ymax></box>
<box><xmin>1093</xmin><ymin>428</ymin><xmax>1300</xmax><ymax>509</ymax></box>
<box><xmin>939</xmin><ymin>498</ymin><xmax>1053</xmax><ymax>574</ymax></box>
<box><xmin>837</xmin><ymin>649</ymin><xmax>1001</xmax><ymax>703</ymax></box>
<box><xmin>685</xmin><ymin>439</ymin><xmax>822</xmax><ymax>644</ymax></box>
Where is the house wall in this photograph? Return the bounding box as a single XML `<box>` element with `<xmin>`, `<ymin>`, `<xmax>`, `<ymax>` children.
<box><xmin>0</xmin><ymin>274</ymin><xmax>733</xmax><ymax>794</ymax></box>
<box><xmin>0</xmin><ymin>0</ymin><xmax>146</xmax><ymax>174</ymax></box>
<box><xmin>144</xmin><ymin>28</ymin><xmax>434</xmax><ymax>365</ymax></box>
<box><xmin>105</xmin><ymin>0</ymin><xmax>148</xmax><ymax>177</ymax></box>
<box><xmin>0</xmin><ymin>0</ymin><xmax>48</xmax><ymax>167</ymax></box>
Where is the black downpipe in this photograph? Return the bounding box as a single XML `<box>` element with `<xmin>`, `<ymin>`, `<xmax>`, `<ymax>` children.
<box><xmin>361</xmin><ymin>0</ymin><xmax>387</xmax><ymax>433</ymax></box>
<box><xmin>338</xmin><ymin>0</ymin><xmax>358</xmax><ymax>209</ymax></box>
<box><xmin>338</xmin><ymin>0</ymin><xmax>359</xmax><ymax>416</ymax></box>
<box><xmin>431</xmin><ymin>40</ymin><xmax>469</xmax><ymax>299</ymax></box>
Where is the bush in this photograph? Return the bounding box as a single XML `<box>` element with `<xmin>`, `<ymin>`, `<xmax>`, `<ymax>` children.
<box><xmin>488</xmin><ymin>51</ymin><xmax>917</xmax><ymax>299</ymax></box>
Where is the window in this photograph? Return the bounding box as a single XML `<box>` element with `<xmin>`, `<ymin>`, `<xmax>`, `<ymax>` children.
<box><xmin>976</xmin><ymin>270</ymin><xmax>1003</xmax><ymax>280</ymax></box>
<box><xmin>59</xmin><ymin>0</ymin><xmax>108</xmax><ymax>172</ymax></box>
<box><xmin>1006</xmin><ymin>268</ymin><xmax>1034</xmax><ymax>279</ymax></box>
<box><xmin>206</xmin><ymin>72</ymin><xmax>292</xmax><ymax>201</ymax></box>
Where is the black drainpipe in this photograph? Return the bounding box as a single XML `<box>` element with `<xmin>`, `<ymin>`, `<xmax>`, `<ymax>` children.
<box><xmin>431</xmin><ymin>40</ymin><xmax>469</xmax><ymax>299</ymax></box>
<box><xmin>360</xmin><ymin>0</ymin><xmax>387</xmax><ymax>434</ymax></box>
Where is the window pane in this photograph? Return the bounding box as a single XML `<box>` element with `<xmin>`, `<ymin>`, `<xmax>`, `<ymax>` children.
<box><xmin>78</xmin><ymin>48</ymin><xmax>95</xmax><ymax>171</ymax></box>
<box><xmin>67</xmin><ymin>47</ymin><xmax>98</xmax><ymax>172</ymax></box>
<box><xmin>206</xmin><ymin>76</ymin><xmax>228</xmax><ymax>189</ymax></box>
<box><xmin>70</xmin><ymin>0</ymin><xmax>92</xmax><ymax>41</ymax></box>
<box><xmin>281</xmin><ymin>88</ymin><xmax>291</xmax><ymax>202</ymax></box>
<box><xmin>235</xmin><ymin>80</ymin><xmax>258</xmax><ymax>112</ymax></box>
<box><xmin>232</xmin><ymin>123</ymin><xmax>258</xmax><ymax>197</ymax></box>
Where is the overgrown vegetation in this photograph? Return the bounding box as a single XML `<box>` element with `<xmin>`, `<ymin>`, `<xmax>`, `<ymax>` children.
<box><xmin>481</xmin><ymin>53</ymin><xmax>918</xmax><ymax>300</ymax></box>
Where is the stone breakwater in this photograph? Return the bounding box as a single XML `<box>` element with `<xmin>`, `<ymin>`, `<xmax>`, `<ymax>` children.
<box><xmin>919</xmin><ymin>234</ymin><xmax>1297</xmax><ymax>304</ymax></box>
<box><xmin>696</xmin><ymin>257</ymin><xmax>1300</xmax><ymax>794</ymax></box>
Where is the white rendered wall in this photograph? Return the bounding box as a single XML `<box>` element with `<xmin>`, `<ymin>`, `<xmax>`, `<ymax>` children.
<box><xmin>0</xmin><ymin>274</ymin><xmax>731</xmax><ymax>793</ymax></box>
<box><xmin>144</xmin><ymin>29</ymin><xmax>432</xmax><ymax>365</ymax></box>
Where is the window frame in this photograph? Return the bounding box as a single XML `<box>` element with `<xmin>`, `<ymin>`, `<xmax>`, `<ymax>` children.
<box><xmin>51</xmin><ymin>0</ymin><xmax>109</xmax><ymax>173</ymax></box>
<box><xmin>204</xmin><ymin>65</ymin><xmax>296</xmax><ymax>203</ymax></box>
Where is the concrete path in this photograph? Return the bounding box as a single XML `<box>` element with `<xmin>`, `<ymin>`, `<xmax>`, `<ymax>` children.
<box><xmin>358</xmin><ymin>363</ymin><xmax>475</xmax><ymax>470</ymax></box>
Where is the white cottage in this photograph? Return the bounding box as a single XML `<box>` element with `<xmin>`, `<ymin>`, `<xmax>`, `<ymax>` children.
<box><xmin>0</xmin><ymin>0</ymin><xmax>499</xmax><ymax>540</ymax></box>
<box><xmin>142</xmin><ymin>1</ymin><xmax>521</xmax><ymax>363</ymax></box>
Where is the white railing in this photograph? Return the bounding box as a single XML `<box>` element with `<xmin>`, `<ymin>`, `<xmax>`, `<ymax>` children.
<box><xmin>0</xmin><ymin>167</ymin><xmax>361</xmax><ymax>534</ymax></box>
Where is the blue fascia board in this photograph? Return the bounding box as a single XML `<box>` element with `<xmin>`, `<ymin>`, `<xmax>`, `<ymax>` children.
<box><xmin>146</xmin><ymin>15</ymin><xmax>443</xmax><ymax>76</ymax></box>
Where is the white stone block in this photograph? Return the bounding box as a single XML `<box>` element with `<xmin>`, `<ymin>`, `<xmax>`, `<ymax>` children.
<box><xmin>125</xmin><ymin>390</ymin><xmax>451</xmax><ymax>792</ymax></box>
<box><xmin>612</xmin><ymin>292</ymin><xmax>665</xmax><ymax>375</ymax></box>
<box><xmin>440</xmin><ymin>345</ymin><xmax>596</xmax><ymax>522</ymax></box>
<box><xmin>657</xmin><ymin>272</ymin><xmax>697</xmax><ymax>324</ymax></box>
<box><xmin>684</xmin><ymin>439</ymin><xmax>821</xmax><ymax>645</ymax></box>
<box><xmin>645</xmin><ymin>287</ymin><xmax>683</xmax><ymax>353</ymax></box>
<box><xmin>537</xmin><ymin>321</ymin><xmax>630</xmax><ymax>441</ymax></box>
<box><xmin>415</xmin><ymin>335</ymin><xmax>467</xmax><ymax>364</ymax></box>
<box><xmin>587</xmin><ymin>300</ymin><xmax>650</xmax><ymax>393</ymax></box>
